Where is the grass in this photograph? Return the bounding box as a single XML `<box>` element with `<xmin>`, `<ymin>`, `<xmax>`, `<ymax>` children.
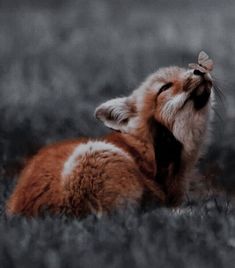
<box><xmin>0</xmin><ymin>0</ymin><xmax>235</xmax><ymax>267</ymax></box>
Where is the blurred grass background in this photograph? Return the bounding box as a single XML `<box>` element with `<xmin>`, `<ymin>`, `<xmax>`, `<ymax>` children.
<box><xmin>0</xmin><ymin>1</ymin><xmax>235</xmax><ymax>267</ymax></box>
<box><xmin>0</xmin><ymin>0</ymin><xmax>234</xmax><ymax>189</ymax></box>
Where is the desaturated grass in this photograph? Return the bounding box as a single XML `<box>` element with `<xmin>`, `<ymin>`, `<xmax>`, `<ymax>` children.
<box><xmin>0</xmin><ymin>206</ymin><xmax>235</xmax><ymax>268</ymax></box>
<box><xmin>0</xmin><ymin>0</ymin><xmax>235</xmax><ymax>267</ymax></box>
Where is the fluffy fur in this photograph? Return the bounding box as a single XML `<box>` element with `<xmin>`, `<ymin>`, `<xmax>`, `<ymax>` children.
<box><xmin>6</xmin><ymin>66</ymin><xmax>215</xmax><ymax>217</ymax></box>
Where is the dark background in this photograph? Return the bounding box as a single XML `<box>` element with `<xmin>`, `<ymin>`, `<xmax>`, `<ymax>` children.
<box><xmin>0</xmin><ymin>1</ymin><xmax>234</xmax><ymax>267</ymax></box>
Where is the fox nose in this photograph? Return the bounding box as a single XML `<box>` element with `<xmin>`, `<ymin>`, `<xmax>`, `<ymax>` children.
<box><xmin>193</xmin><ymin>69</ymin><xmax>205</xmax><ymax>76</ymax></box>
<box><xmin>193</xmin><ymin>69</ymin><xmax>212</xmax><ymax>85</ymax></box>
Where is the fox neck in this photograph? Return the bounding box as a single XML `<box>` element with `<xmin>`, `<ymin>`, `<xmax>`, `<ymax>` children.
<box><xmin>172</xmin><ymin>105</ymin><xmax>212</xmax><ymax>170</ymax></box>
<box><xmin>149</xmin><ymin>119</ymin><xmax>183</xmax><ymax>182</ymax></box>
<box><xmin>106</xmin><ymin>120</ymin><xmax>185</xmax><ymax>182</ymax></box>
<box><xmin>107</xmin><ymin>118</ymin><xmax>197</xmax><ymax>205</ymax></box>
<box><xmin>148</xmin><ymin>118</ymin><xmax>189</xmax><ymax>205</ymax></box>
<box><xmin>106</xmin><ymin>115</ymin><xmax>205</xmax><ymax>205</ymax></box>
<box><xmin>146</xmin><ymin>116</ymin><xmax>210</xmax><ymax>205</ymax></box>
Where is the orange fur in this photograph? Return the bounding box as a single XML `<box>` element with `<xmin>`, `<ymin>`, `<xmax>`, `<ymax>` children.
<box><xmin>6</xmin><ymin>134</ymin><xmax>165</xmax><ymax>217</ymax></box>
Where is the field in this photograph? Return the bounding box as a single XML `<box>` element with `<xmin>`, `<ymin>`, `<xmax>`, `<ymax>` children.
<box><xmin>0</xmin><ymin>0</ymin><xmax>235</xmax><ymax>267</ymax></box>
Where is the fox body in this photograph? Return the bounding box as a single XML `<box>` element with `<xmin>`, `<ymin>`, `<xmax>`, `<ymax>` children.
<box><xmin>6</xmin><ymin>65</ymin><xmax>214</xmax><ymax>217</ymax></box>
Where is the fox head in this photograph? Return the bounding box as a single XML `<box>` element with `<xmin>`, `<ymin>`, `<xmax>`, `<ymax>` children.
<box><xmin>95</xmin><ymin>65</ymin><xmax>215</xmax><ymax>159</ymax></box>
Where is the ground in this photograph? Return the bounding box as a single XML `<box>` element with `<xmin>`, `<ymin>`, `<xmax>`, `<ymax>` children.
<box><xmin>0</xmin><ymin>0</ymin><xmax>235</xmax><ymax>267</ymax></box>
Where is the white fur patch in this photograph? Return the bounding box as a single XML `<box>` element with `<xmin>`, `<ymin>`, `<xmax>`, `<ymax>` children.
<box><xmin>161</xmin><ymin>92</ymin><xmax>188</xmax><ymax>121</ymax></box>
<box><xmin>62</xmin><ymin>141</ymin><xmax>131</xmax><ymax>178</ymax></box>
<box><xmin>172</xmin><ymin>101</ymin><xmax>211</xmax><ymax>165</ymax></box>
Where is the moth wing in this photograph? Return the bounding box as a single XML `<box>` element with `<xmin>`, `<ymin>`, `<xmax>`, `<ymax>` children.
<box><xmin>204</xmin><ymin>59</ymin><xmax>214</xmax><ymax>71</ymax></box>
<box><xmin>197</xmin><ymin>65</ymin><xmax>207</xmax><ymax>73</ymax></box>
<box><xmin>198</xmin><ymin>51</ymin><xmax>209</xmax><ymax>64</ymax></box>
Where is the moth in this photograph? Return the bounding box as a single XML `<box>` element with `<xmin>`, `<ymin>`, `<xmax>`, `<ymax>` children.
<box><xmin>189</xmin><ymin>51</ymin><xmax>214</xmax><ymax>73</ymax></box>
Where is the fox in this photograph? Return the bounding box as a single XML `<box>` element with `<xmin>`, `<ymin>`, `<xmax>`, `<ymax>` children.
<box><xmin>6</xmin><ymin>52</ymin><xmax>215</xmax><ymax>217</ymax></box>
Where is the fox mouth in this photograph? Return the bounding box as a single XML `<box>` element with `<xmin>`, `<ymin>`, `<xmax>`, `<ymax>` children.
<box><xmin>182</xmin><ymin>81</ymin><xmax>212</xmax><ymax>110</ymax></box>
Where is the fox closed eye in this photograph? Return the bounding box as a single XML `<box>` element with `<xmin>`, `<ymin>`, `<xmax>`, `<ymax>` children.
<box><xmin>158</xmin><ymin>82</ymin><xmax>173</xmax><ymax>95</ymax></box>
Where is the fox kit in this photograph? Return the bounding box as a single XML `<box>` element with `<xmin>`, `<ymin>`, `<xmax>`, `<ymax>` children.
<box><xmin>6</xmin><ymin>52</ymin><xmax>215</xmax><ymax>217</ymax></box>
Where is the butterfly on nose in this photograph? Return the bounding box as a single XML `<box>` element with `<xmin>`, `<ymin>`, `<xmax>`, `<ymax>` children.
<box><xmin>188</xmin><ymin>51</ymin><xmax>214</xmax><ymax>75</ymax></box>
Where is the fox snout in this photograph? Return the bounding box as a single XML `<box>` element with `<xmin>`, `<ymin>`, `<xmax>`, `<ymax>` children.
<box><xmin>186</xmin><ymin>71</ymin><xmax>213</xmax><ymax>110</ymax></box>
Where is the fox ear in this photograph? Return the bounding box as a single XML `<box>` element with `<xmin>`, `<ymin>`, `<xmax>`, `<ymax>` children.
<box><xmin>95</xmin><ymin>97</ymin><xmax>137</xmax><ymax>132</ymax></box>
